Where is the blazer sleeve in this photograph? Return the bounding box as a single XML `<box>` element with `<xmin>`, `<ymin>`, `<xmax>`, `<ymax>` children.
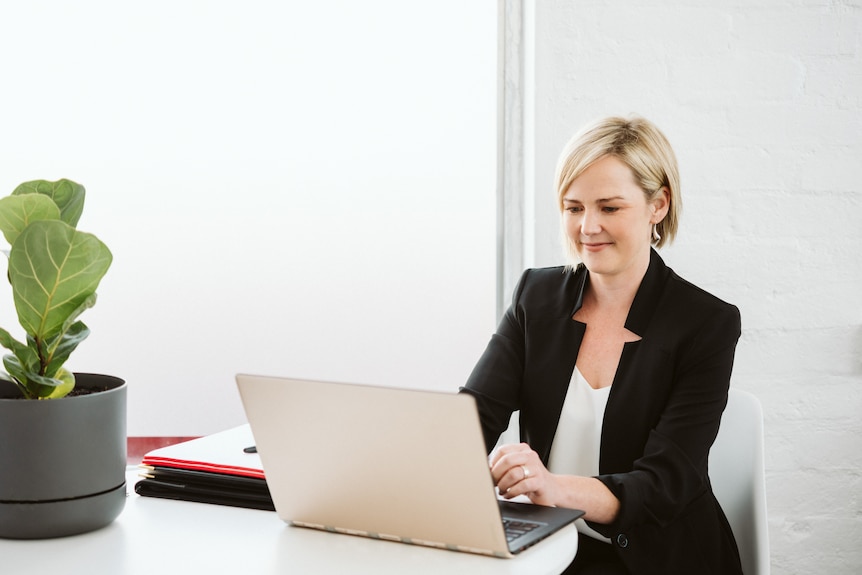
<box><xmin>594</xmin><ymin>298</ymin><xmax>742</xmax><ymax>535</ymax></box>
<box><xmin>459</xmin><ymin>270</ymin><xmax>530</xmax><ymax>452</ymax></box>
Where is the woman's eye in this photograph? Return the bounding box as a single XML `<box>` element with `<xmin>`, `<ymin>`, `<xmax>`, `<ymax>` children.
<box><xmin>566</xmin><ymin>206</ymin><xmax>583</xmax><ymax>214</ymax></box>
<box><xmin>602</xmin><ymin>206</ymin><xmax>620</xmax><ymax>213</ymax></box>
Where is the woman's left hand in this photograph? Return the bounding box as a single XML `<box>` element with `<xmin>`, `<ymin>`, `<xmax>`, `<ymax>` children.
<box><xmin>490</xmin><ymin>443</ymin><xmax>558</xmax><ymax>507</ymax></box>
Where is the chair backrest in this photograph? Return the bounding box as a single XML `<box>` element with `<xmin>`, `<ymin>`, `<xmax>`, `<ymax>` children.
<box><xmin>709</xmin><ymin>388</ymin><xmax>770</xmax><ymax>575</ymax></box>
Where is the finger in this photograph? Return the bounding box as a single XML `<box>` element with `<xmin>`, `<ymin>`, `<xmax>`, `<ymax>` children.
<box><xmin>497</xmin><ymin>462</ymin><xmax>534</xmax><ymax>495</ymax></box>
<box><xmin>490</xmin><ymin>443</ymin><xmax>531</xmax><ymax>471</ymax></box>
<box><xmin>489</xmin><ymin>442</ymin><xmax>526</xmax><ymax>467</ymax></box>
<box><xmin>490</xmin><ymin>446</ymin><xmax>534</xmax><ymax>484</ymax></box>
<box><xmin>489</xmin><ymin>446</ymin><xmax>515</xmax><ymax>481</ymax></box>
<box><xmin>500</xmin><ymin>469</ymin><xmax>533</xmax><ymax>498</ymax></box>
<box><xmin>490</xmin><ymin>454</ymin><xmax>522</xmax><ymax>484</ymax></box>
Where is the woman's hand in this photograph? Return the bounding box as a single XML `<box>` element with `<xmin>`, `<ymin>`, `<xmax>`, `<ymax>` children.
<box><xmin>491</xmin><ymin>442</ymin><xmax>621</xmax><ymax>523</ymax></box>
<box><xmin>490</xmin><ymin>443</ymin><xmax>559</xmax><ymax>507</ymax></box>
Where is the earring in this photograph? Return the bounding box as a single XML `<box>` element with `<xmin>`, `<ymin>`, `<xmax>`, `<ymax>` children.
<box><xmin>652</xmin><ymin>224</ymin><xmax>661</xmax><ymax>243</ymax></box>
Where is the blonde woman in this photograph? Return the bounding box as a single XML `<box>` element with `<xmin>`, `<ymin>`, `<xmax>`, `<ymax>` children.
<box><xmin>462</xmin><ymin>116</ymin><xmax>743</xmax><ymax>574</ymax></box>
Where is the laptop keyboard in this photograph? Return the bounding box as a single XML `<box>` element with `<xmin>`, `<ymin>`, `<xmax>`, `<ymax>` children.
<box><xmin>503</xmin><ymin>518</ymin><xmax>544</xmax><ymax>542</ymax></box>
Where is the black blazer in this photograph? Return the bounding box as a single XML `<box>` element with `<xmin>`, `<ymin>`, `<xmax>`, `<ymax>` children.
<box><xmin>461</xmin><ymin>249</ymin><xmax>743</xmax><ymax>575</ymax></box>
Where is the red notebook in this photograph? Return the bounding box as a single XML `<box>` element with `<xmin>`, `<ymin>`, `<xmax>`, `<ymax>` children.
<box><xmin>141</xmin><ymin>424</ymin><xmax>264</xmax><ymax>479</ymax></box>
<box><xmin>136</xmin><ymin>425</ymin><xmax>273</xmax><ymax>510</ymax></box>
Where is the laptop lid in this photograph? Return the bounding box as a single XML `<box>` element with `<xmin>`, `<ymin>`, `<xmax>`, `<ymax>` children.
<box><xmin>235</xmin><ymin>374</ymin><xmax>583</xmax><ymax>558</ymax></box>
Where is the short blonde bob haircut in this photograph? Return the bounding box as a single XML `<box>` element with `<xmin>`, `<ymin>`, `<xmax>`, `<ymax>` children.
<box><xmin>554</xmin><ymin>115</ymin><xmax>681</xmax><ymax>250</ymax></box>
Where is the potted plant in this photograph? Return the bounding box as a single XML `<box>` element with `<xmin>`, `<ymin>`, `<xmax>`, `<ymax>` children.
<box><xmin>0</xmin><ymin>179</ymin><xmax>125</xmax><ymax>539</ymax></box>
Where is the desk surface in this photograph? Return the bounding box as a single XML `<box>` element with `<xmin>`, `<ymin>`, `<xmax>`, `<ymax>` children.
<box><xmin>2</xmin><ymin>468</ymin><xmax>578</xmax><ymax>575</ymax></box>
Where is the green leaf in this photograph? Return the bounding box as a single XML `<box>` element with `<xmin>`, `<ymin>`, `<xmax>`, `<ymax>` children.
<box><xmin>0</xmin><ymin>194</ymin><xmax>62</xmax><ymax>246</ymax></box>
<box><xmin>8</xmin><ymin>220</ymin><xmax>112</xmax><ymax>340</ymax></box>
<box><xmin>3</xmin><ymin>354</ymin><xmax>36</xmax><ymax>398</ymax></box>
<box><xmin>58</xmin><ymin>293</ymin><xmax>98</xmax><ymax>335</ymax></box>
<box><xmin>0</xmin><ymin>326</ymin><xmax>38</xmax><ymax>370</ymax></box>
<box><xmin>43</xmin><ymin>367</ymin><xmax>75</xmax><ymax>399</ymax></box>
<box><xmin>0</xmin><ymin>327</ymin><xmax>41</xmax><ymax>398</ymax></box>
<box><xmin>12</xmin><ymin>179</ymin><xmax>85</xmax><ymax>228</ymax></box>
<box><xmin>3</xmin><ymin>354</ymin><xmax>73</xmax><ymax>398</ymax></box>
<box><xmin>40</xmin><ymin>321</ymin><xmax>91</xmax><ymax>379</ymax></box>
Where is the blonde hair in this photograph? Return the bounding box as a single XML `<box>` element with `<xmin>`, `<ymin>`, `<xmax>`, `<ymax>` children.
<box><xmin>554</xmin><ymin>115</ymin><xmax>681</xmax><ymax>250</ymax></box>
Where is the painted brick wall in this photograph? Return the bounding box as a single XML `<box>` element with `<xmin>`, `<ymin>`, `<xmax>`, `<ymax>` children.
<box><xmin>525</xmin><ymin>1</ymin><xmax>862</xmax><ymax>572</ymax></box>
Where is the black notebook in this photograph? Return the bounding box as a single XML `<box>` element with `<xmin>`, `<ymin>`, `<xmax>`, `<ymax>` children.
<box><xmin>135</xmin><ymin>425</ymin><xmax>273</xmax><ymax>511</ymax></box>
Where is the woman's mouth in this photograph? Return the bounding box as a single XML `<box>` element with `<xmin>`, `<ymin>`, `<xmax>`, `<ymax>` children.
<box><xmin>581</xmin><ymin>242</ymin><xmax>611</xmax><ymax>252</ymax></box>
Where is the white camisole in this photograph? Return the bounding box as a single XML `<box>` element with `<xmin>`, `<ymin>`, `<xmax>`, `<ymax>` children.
<box><xmin>547</xmin><ymin>366</ymin><xmax>612</xmax><ymax>543</ymax></box>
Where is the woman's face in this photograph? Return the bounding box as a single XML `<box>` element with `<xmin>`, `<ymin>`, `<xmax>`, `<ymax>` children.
<box><xmin>562</xmin><ymin>154</ymin><xmax>667</xmax><ymax>283</ymax></box>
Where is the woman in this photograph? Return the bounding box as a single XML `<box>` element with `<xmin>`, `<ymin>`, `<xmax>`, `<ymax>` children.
<box><xmin>461</xmin><ymin>116</ymin><xmax>743</xmax><ymax>574</ymax></box>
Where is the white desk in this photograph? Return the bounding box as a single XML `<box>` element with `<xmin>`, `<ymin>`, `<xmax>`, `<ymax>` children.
<box><xmin>2</xmin><ymin>468</ymin><xmax>578</xmax><ymax>575</ymax></box>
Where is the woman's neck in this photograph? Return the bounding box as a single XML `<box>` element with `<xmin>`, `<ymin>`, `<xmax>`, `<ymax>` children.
<box><xmin>583</xmin><ymin>253</ymin><xmax>650</xmax><ymax>312</ymax></box>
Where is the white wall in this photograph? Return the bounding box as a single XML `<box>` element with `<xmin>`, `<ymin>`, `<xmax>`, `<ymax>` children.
<box><xmin>0</xmin><ymin>2</ymin><xmax>497</xmax><ymax>435</ymax></box>
<box><xmin>511</xmin><ymin>1</ymin><xmax>862</xmax><ymax>573</ymax></box>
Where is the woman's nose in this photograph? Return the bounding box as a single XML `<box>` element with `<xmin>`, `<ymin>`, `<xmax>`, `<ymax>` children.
<box><xmin>581</xmin><ymin>209</ymin><xmax>601</xmax><ymax>235</ymax></box>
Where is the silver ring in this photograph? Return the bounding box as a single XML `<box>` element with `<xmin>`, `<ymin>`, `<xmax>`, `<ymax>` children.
<box><xmin>521</xmin><ymin>465</ymin><xmax>530</xmax><ymax>479</ymax></box>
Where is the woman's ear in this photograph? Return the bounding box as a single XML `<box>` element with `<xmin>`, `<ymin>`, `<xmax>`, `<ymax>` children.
<box><xmin>651</xmin><ymin>186</ymin><xmax>670</xmax><ymax>223</ymax></box>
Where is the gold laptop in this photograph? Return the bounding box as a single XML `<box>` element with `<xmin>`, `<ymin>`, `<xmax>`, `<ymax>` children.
<box><xmin>235</xmin><ymin>374</ymin><xmax>583</xmax><ymax>558</ymax></box>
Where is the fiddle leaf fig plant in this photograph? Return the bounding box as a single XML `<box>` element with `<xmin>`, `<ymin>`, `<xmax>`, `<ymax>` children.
<box><xmin>0</xmin><ymin>179</ymin><xmax>111</xmax><ymax>399</ymax></box>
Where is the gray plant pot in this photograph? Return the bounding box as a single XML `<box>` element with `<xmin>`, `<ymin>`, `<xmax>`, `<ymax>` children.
<box><xmin>0</xmin><ymin>373</ymin><xmax>127</xmax><ymax>539</ymax></box>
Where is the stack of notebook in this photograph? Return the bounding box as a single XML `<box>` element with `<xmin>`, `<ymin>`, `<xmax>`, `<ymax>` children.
<box><xmin>135</xmin><ymin>424</ymin><xmax>274</xmax><ymax>511</ymax></box>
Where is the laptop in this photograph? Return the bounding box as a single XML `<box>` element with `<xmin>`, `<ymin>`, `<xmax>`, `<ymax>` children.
<box><xmin>235</xmin><ymin>374</ymin><xmax>584</xmax><ymax>558</ymax></box>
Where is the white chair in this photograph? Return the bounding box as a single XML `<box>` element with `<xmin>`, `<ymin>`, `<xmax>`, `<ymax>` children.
<box><xmin>709</xmin><ymin>388</ymin><xmax>771</xmax><ymax>575</ymax></box>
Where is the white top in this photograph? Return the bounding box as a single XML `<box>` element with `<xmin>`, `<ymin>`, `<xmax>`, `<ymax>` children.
<box><xmin>547</xmin><ymin>366</ymin><xmax>612</xmax><ymax>543</ymax></box>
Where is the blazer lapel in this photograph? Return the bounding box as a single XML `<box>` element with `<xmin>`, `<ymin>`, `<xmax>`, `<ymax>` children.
<box><xmin>524</xmin><ymin>266</ymin><xmax>589</xmax><ymax>464</ymax></box>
